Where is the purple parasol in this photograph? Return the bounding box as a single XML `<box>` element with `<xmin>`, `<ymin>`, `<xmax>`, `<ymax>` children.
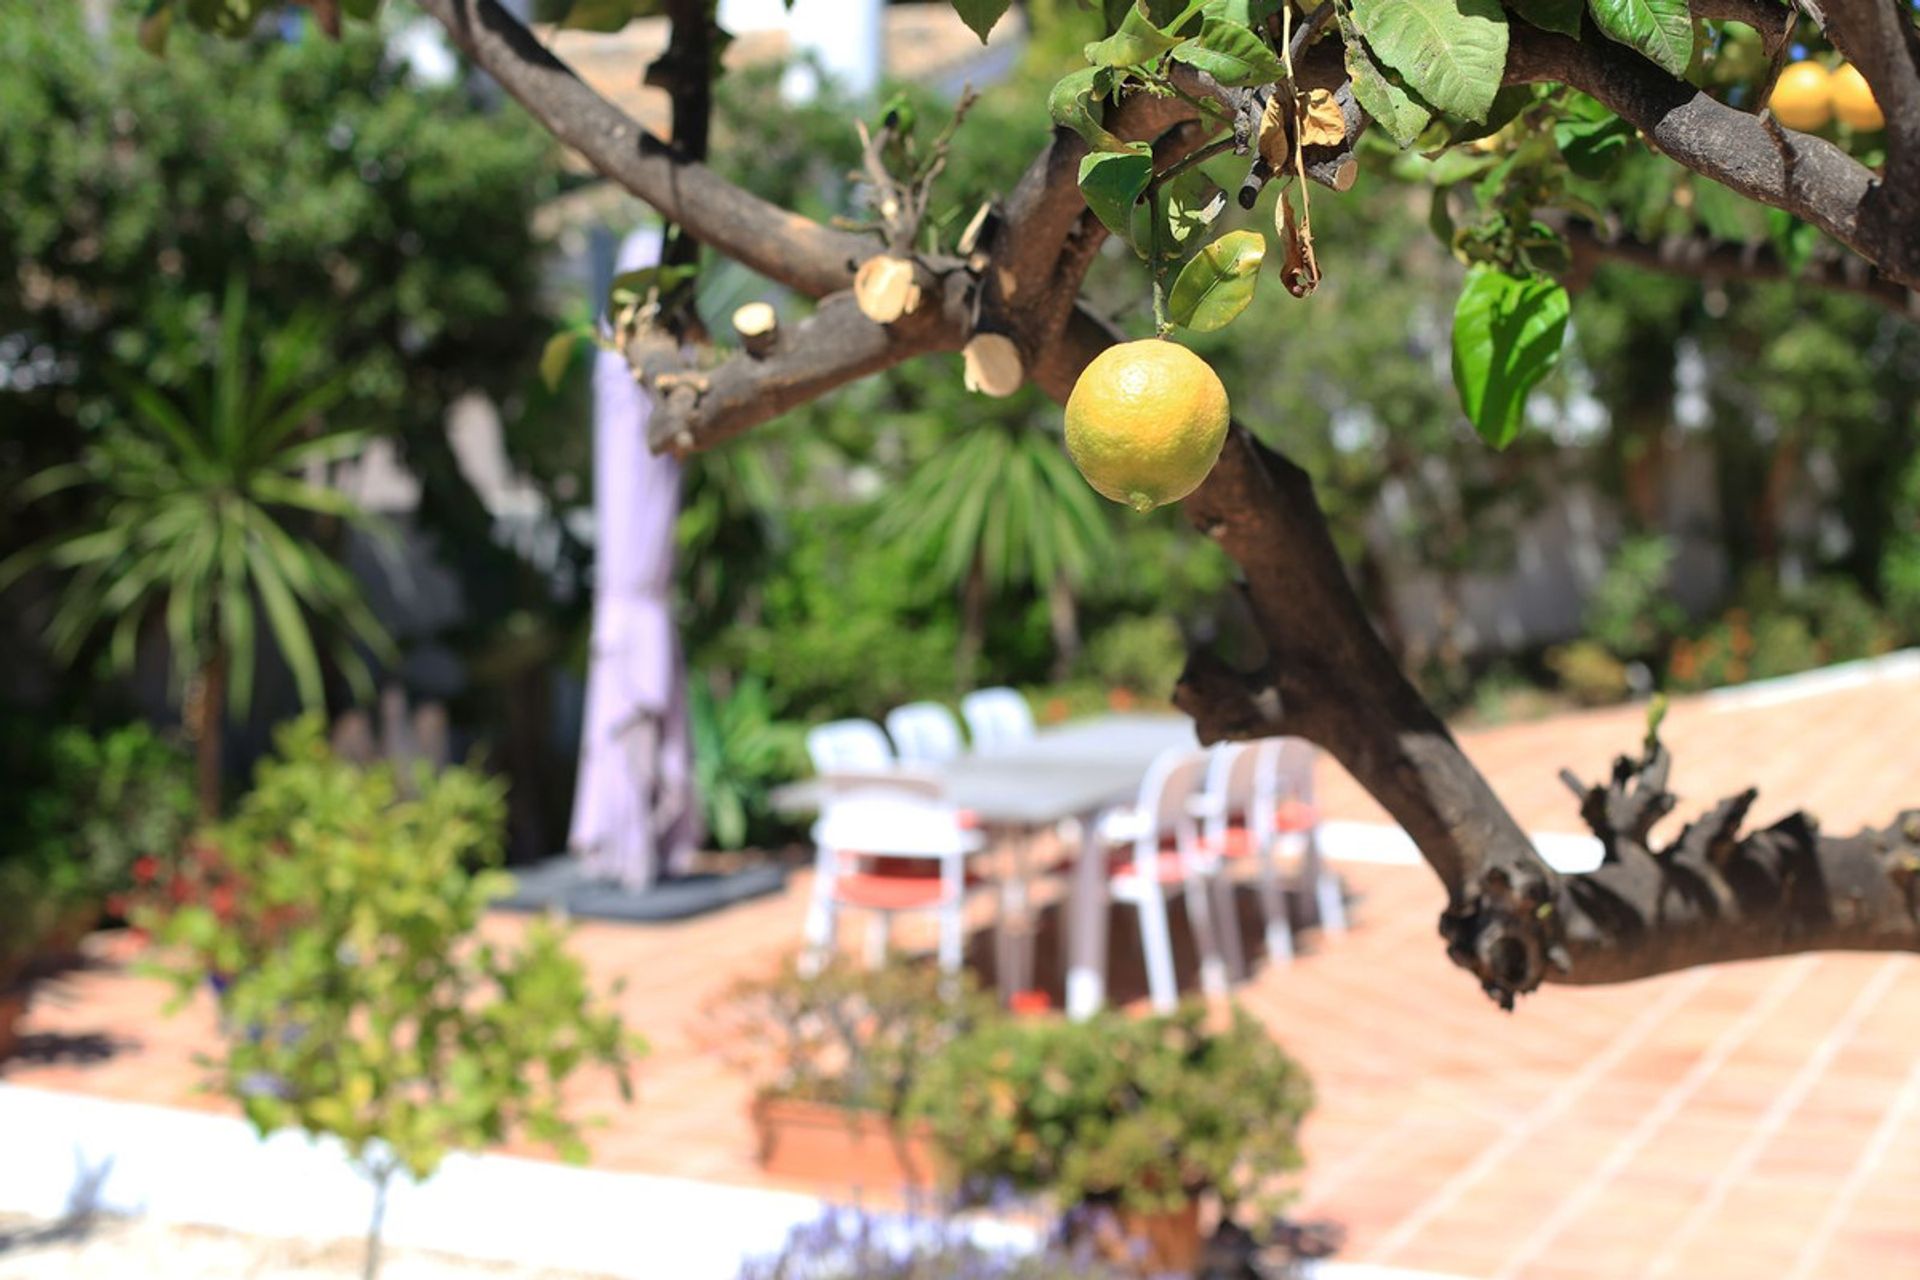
<box><xmin>567</xmin><ymin>228</ymin><xmax>702</xmax><ymax>889</ymax></box>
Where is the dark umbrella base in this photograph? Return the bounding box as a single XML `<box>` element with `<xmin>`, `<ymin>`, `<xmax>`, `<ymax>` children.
<box><xmin>494</xmin><ymin>857</ymin><xmax>788</xmax><ymax>924</ymax></box>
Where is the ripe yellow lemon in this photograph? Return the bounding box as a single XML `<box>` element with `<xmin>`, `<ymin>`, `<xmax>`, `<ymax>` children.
<box><xmin>1771</xmin><ymin>61</ymin><xmax>1833</xmax><ymax>132</ymax></box>
<box><xmin>1831</xmin><ymin>63</ymin><xmax>1884</xmax><ymax>131</ymax></box>
<box><xmin>1064</xmin><ymin>339</ymin><xmax>1230</xmax><ymax>512</ymax></box>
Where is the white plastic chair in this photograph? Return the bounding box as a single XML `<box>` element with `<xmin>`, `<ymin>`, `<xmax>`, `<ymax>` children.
<box><xmin>959</xmin><ymin>687</ymin><xmax>1035</xmax><ymax>756</ymax></box>
<box><xmin>801</xmin><ymin>773</ymin><xmax>987</xmax><ymax>973</ymax></box>
<box><xmin>885</xmin><ymin>702</ymin><xmax>966</xmax><ymax>764</ymax></box>
<box><xmin>805</xmin><ymin>719</ymin><xmax>895</xmax><ymax>774</ymax></box>
<box><xmin>1264</xmin><ymin>738</ymin><xmax>1346</xmax><ymax>936</ymax></box>
<box><xmin>1094</xmin><ymin>746</ymin><xmax>1234</xmax><ymax>1012</ymax></box>
<box><xmin>1193</xmin><ymin>739</ymin><xmax>1344</xmax><ymax>971</ymax></box>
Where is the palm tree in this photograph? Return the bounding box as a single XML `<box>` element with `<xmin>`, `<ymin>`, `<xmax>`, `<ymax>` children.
<box><xmin>877</xmin><ymin>420</ymin><xmax>1114</xmax><ymax>684</ymax></box>
<box><xmin>2</xmin><ymin>278</ymin><xmax>390</xmax><ymax>817</ymax></box>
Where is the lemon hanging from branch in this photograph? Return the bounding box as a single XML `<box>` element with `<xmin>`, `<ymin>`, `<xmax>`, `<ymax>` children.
<box><xmin>1064</xmin><ymin>339</ymin><xmax>1230</xmax><ymax>512</ymax></box>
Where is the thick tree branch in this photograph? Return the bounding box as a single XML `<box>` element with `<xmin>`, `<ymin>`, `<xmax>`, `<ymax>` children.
<box><xmin>419</xmin><ymin>0</ymin><xmax>869</xmax><ymax>300</ymax></box>
<box><xmin>1506</xmin><ymin>24</ymin><xmax>1920</xmax><ymax>287</ymax></box>
<box><xmin>1559</xmin><ymin>219</ymin><xmax>1919</xmax><ymax>315</ymax></box>
<box><xmin>639</xmin><ymin>278</ymin><xmax>970</xmax><ymax>453</ymax></box>
<box><xmin>1546</xmin><ymin>746</ymin><xmax>1920</xmax><ymax>985</ymax></box>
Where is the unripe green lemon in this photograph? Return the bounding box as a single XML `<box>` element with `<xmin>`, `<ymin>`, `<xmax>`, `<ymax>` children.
<box><xmin>1063</xmin><ymin>339</ymin><xmax>1230</xmax><ymax>512</ymax></box>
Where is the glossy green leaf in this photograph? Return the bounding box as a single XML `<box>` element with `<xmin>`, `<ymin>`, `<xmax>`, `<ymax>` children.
<box><xmin>1450</xmin><ymin>266</ymin><xmax>1569</xmax><ymax>448</ymax></box>
<box><xmin>1165</xmin><ymin>169</ymin><xmax>1227</xmax><ymax>247</ymax></box>
<box><xmin>1049</xmin><ymin>66</ymin><xmax>1127</xmax><ymax>152</ymax></box>
<box><xmin>951</xmin><ymin>0</ymin><xmax>1013</xmax><ymax>41</ymax></box>
<box><xmin>1338</xmin><ymin>13</ymin><xmax>1431</xmax><ymax>148</ymax></box>
<box><xmin>539</xmin><ymin>331</ymin><xmax>579</xmax><ymax>393</ymax></box>
<box><xmin>1077</xmin><ymin>147</ymin><xmax>1155</xmax><ymax>247</ymax></box>
<box><xmin>607</xmin><ymin>263</ymin><xmax>697</xmax><ymax>309</ymax></box>
<box><xmin>1507</xmin><ymin>0</ymin><xmax>1582</xmax><ymax>37</ymax></box>
<box><xmin>1085</xmin><ymin>0</ymin><xmax>1193</xmax><ymax>66</ymax></box>
<box><xmin>1348</xmin><ymin>0</ymin><xmax>1509</xmax><ymax>124</ymax></box>
<box><xmin>1587</xmin><ymin>0</ymin><xmax>1692</xmax><ymax>77</ymax></box>
<box><xmin>1555</xmin><ymin>111</ymin><xmax>1636</xmax><ymax>179</ymax></box>
<box><xmin>1167</xmin><ymin>229</ymin><xmax>1265</xmax><ymax>331</ymax></box>
<box><xmin>1166</xmin><ymin>17</ymin><xmax>1286</xmax><ymax>86</ymax></box>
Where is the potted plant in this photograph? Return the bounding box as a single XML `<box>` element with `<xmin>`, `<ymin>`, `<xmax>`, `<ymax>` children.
<box><xmin>134</xmin><ymin>718</ymin><xmax>640</xmax><ymax>1280</ymax></box>
<box><xmin>708</xmin><ymin>954</ymin><xmax>996</xmax><ymax>1190</ymax></box>
<box><xmin>909</xmin><ymin>1003</ymin><xmax>1312</xmax><ymax>1277</ymax></box>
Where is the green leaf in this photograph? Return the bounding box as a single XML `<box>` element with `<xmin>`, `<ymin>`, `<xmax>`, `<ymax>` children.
<box><xmin>139</xmin><ymin>2</ymin><xmax>175</xmax><ymax>55</ymax></box>
<box><xmin>1077</xmin><ymin>148</ymin><xmax>1154</xmax><ymax>248</ymax></box>
<box><xmin>607</xmin><ymin>264</ymin><xmax>696</xmax><ymax>310</ymax></box>
<box><xmin>1348</xmin><ymin>0</ymin><xmax>1509</xmax><ymax>124</ymax></box>
<box><xmin>1450</xmin><ymin>267</ymin><xmax>1569</xmax><ymax>448</ymax></box>
<box><xmin>1339</xmin><ymin>14</ymin><xmax>1431</xmax><ymax>148</ymax></box>
<box><xmin>1587</xmin><ymin>0</ymin><xmax>1692</xmax><ymax>77</ymax></box>
<box><xmin>952</xmin><ymin>0</ymin><xmax>1013</xmax><ymax>41</ymax></box>
<box><xmin>1166</xmin><ymin>229</ymin><xmax>1265</xmax><ymax>332</ymax></box>
<box><xmin>1554</xmin><ymin>111</ymin><xmax>1635</xmax><ymax>179</ymax></box>
<box><xmin>1085</xmin><ymin>1</ymin><xmax>1193</xmax><ymax>66</ymax></box>
<box><xmin>560</xmin><ymin>0</ymin><xmax>645</xmax><ymax>32</ymax></box>
<box><xmin>540</xmin><ymin>332</ymin><xmax>580</xmax><ymax>393</ymax></box>
<box><xmin>1507</xmin><ymin>0</ymin><xmax>1583</xmax><ymax>37</ymax></box>
<box><xmin>1165</xmin><ymin>169</ymin><xmax>1227</xmax><ymax>247</ymax></box>
<box><xmin>1166</xmin><ymin>17</ymin><xmax>1286</xmax><ymax>86</ymax></box>
<box><xmin>1049</xmin><ymin>67</ymin><xmax>1127</xmax><ymax>152</ymax></box>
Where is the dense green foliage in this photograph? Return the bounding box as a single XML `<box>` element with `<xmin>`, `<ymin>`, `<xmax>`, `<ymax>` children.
<box><xmin>135</xmin><ymin>718</ymin><xmax>637</xmax><ymax>1182</ymax></box>
<box><xmin>709</xmin><ymin>955</ymin><xmax>996</xmax><ymax>1116</ymax></box>
<box><xmin>1</xmin><ymin>719</ymin><xmax>195</xmax><ymax>907</ymax></box>
<box><xmin>909</xmin><ymin>1002</ymin><xmax>1312</xmax><ymax>1215</ymax></box>
<box><xmin>3</xmin><ymin>280</ymin><xmax>389</xmax><ymax>769</ymax></box>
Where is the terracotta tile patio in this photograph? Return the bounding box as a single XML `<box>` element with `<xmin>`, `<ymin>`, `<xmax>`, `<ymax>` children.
<box><xmin>7</xmin><ymin>660</ymin><xmax>1920</xmax><ymax>1279</ymax></box>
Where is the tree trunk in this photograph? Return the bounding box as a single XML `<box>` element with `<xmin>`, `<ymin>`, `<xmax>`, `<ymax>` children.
<box><xmin>1047</xmin><ymin>572</ymin><xmax>1080</xmax><ymax>682</ymax></box>
<box><xmin>362</xmin><ymin>1160</ymin><xmax>395</xmax><ymax>1280</ymax></box>
<box><xmin>193</xmin><ymin>647</ymin><xmax>226</xmax><ymax>823</ymax></box>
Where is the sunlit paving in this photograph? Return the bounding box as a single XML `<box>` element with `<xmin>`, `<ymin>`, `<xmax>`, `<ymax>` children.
<box><xmin>4</xmin><ymin>3</ymin><xmax>1919</xmax><ymax>1280</ymax></box>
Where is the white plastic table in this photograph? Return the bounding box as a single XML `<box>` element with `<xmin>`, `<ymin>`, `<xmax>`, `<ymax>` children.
<box><xmin>774</xmin><ymin>713</ymin><xmax>1199</xmax><ymax>1017</ymax></box>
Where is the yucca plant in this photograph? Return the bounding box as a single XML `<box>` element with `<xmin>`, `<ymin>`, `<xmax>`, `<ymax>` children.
<box><xmin>1</xmin><ymin>278</ymin><xmax>390</xmax><ymax>817</ymax></box>
<box><xmin>877</xmin><ymin>420</ymin><xmax>1113</xmax><ymax>683</ymax></box>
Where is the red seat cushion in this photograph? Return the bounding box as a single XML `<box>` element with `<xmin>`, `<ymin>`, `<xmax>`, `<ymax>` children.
<box><xmin>831</xmin><ymin>857</ymin><xmax>982</xmax><ymax>909</ymax></box>
<box><xmin>1210</xmin><ymin>824</ymin><xmax>1261</xmax><ymax>860</ymax></box>
<box><xmin>1274</xmin><ymin>799</ymin><xmax>1319</xmax><ymax>833</ymax></box>
<box><xmin>1108</xmin><ymin>845</ymin><xmax>1190</xmax><ymax>886</ymax></box>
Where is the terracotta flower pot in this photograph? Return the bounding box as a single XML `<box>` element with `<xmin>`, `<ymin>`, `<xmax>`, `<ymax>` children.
<box><xmin>750</xmin><ymin>1096</ymin><xmax>943</xmax><ymax>1190</ymax></box>
<box><xmin>1117</xmin><ymin>1200</ymin><xmax>1204</xmax><ymax>1275</ymax></box>
<box><xmin>0</xmin><ymin>989</ymin><xmax>30</xmax><ymax>1062</ymax></box>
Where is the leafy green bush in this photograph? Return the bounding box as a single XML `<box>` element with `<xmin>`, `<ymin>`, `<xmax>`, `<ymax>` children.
<box><xmin>1666</xmin><ymin>577</ymin><xmax>1897</xmax><ymax>692</ymax></box>
<box><xmin>1083</xmin><ymin>614</ymin><xmax>1187</xmax><ymax>699</ymax></box>
<box><xmin>0</xmin><ymin>861</ymin><xmax>56</xmax><ymax>991</ymax></box>
<box><xmin>689</xmin><ymin>672</ymin><xmax>809</xmax><ymax>850</ymax></box>
<box><xmin>1584</xmin><ymin>535</ymin><xmax>1685</xmax><ymax>660</ymax></box>
<box><xmin>708</xmin><ymin>955</ymin><xmax>995</xmax><ymax>1117</ymax></box>
<box><xmin>909</xmin><ymin>1003</ymin><xmax>1311</xmax><ymax>1216</ymax></box>
<box><xmin>137</xmin><ymin>719</ymin><xmax>638</xmax><ymax>1277</ymax></box>
<box><xmin>0</xmin><ymin>718</ymin><xmax>193</xmax><ymax>921</ymax></box>
<box><xmin>1545</xmin><ymin>641</ymin><xmax>1632</xmax><ymax>707</ymax></box>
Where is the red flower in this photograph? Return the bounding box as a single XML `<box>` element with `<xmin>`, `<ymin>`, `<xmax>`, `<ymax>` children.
<box><xmin>132</xmin><ymin>856</ymin><xmax>160</xmax><ymax>883</ymax></box>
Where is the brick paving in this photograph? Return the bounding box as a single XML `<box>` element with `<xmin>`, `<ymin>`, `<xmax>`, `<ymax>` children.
<box><xmin>7</xmin><ymin>662</ymin><xmax>1920</xmax><ymax>1279</ymax></box>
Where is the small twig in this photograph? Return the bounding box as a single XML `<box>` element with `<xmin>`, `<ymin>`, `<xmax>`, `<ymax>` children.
<box><xmin>1288</xmin><ymin>1</ymin><xmax>1335</xmax><ymax>67</ymax></box>
<box><xmin>1152</xmin><ymin>134</ymin><xmax>1239</xmax><ymax>191</ymax></box>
